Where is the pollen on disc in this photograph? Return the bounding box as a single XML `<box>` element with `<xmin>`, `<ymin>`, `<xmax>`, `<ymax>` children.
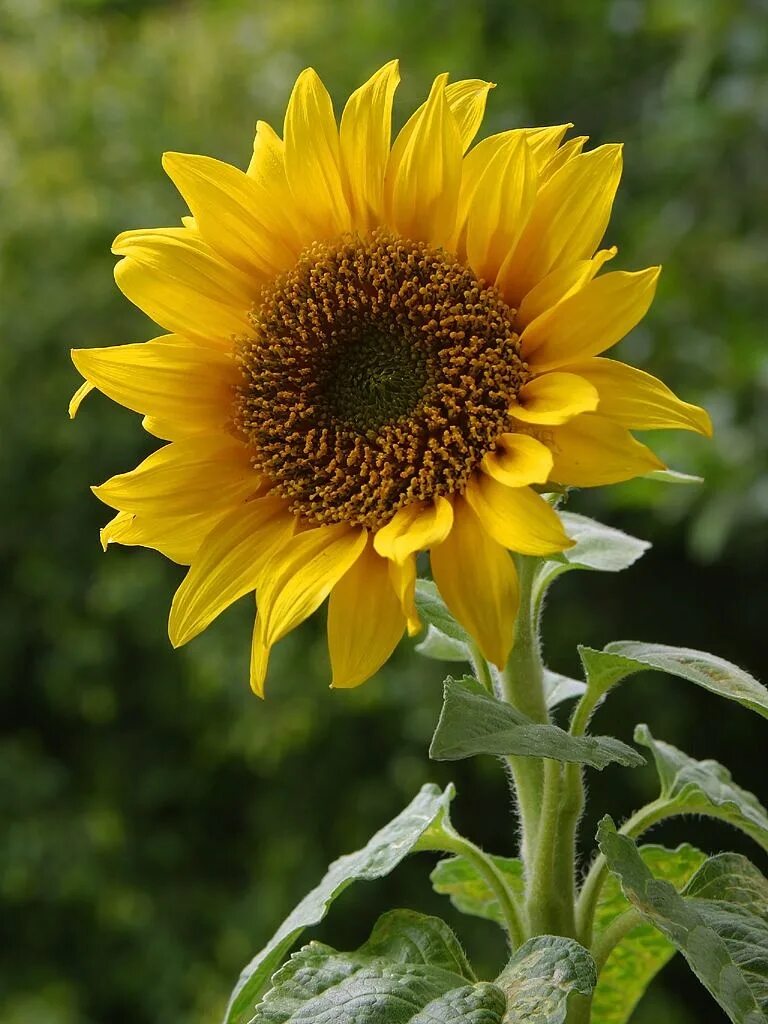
<box><xmin>234</xmin><ymin>229</ymin><xmax>529</xmax><ymax>530</ymax></box>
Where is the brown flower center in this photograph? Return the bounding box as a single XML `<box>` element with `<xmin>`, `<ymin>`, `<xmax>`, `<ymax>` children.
<box><xmin>233</xmin><ymin>230</ymin><xmax>529</xmax><ymax>529</ymax></box>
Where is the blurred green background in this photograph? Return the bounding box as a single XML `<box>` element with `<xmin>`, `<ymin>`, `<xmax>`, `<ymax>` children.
<box><xmin>1</xmin><ymin>0</ymin><xmax>766</xmax><ymax>1020</ymax></box>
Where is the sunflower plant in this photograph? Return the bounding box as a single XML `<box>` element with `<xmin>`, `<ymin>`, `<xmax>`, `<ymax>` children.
<box><xmin>71</xmin><ymin>61</ymin><xmax>768</xmax><ymax>1024</ymax></box>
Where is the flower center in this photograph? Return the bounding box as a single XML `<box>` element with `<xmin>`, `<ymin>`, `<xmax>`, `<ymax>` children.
<box><xmin>233</xmin><ymin>230</ymin><xmax>529</xmax><ymax>530</ymax></box>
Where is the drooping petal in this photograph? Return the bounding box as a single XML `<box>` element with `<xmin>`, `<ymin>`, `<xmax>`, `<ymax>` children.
<box><xmin>327</xmin><ymin>539</ymin><xmax>405</xmax><ymax>688</ymax></box>
<box><xmin>71</xmin><ymin>337</ymin><xmax>237</xmax><ymax>431</ymax></box>
<box><xmin>68</xmin><ymin>380</ymin><xmax>94</xmax><ymax>419</ymax></box>
<box><xmin>258</xmin><ymin>524</ymin><xmax>367</xmax><ymax>646</ymax></box>
<box><xmin>521</xmin><ymin>267</ymin><xmax>661</xmax><ymax>372</ymax></box>
<box><xmin>92</xmin><ymin>435</ymin><xmax>260</xmax><ymax>516</ymax></box>
<box><xmin>544</xmin><ymin>413</ymin><xmax>666</xmax><ymax>486</ymax></box>
<box><xmin>444</xmin><ymin>78</ymin><xmax>495</xmax><ymax>152</ymax></box>
<box><xmin>162</xmin><ymin>152</ymin><xmax>297</xmax><ymax>277</ymax></box>
<box><xmin>384</xmin><ymin>75</ymin><xmax>463</xmax><ymax>245</ymax></box>
<box><xmin>168</xmin><ymin>496</ymin><xmax>294</xmax><ymax>647</ymax></box>
<box><xmin>510</xmin><ymin>372</ymin><xmax>599</xmax><ymax>425</ymax></box>
<box><xmin>112</xmin><ymin>228</ymin><xmax>255</xmax><ymax>344</ymax></box>
<box><xmin>99</xmin><ymin>506</ymin><xmax>232</xmax><ymax>566</ymax></box>
<box><xmin>339</xmin><ymin>60</ymin><xmax>400</xmax><ymax>231</ymax></box>
<box><xmin>373</xmin><ymin>496</ymin><xmax>453</xmax><ymax>564</ymax></box>
<box><xmin>465</xmin><ymin>133</ymin><xmax>538</xmax><ymax>284</ymax></box>
<box><xmin>567</xmin><ymin>358</ymin><xmax>713</xmax><ymax>435</ymax></box>
<box><xmin>249</xmin><ymin>611</ymin><xmax>270</xmax><ymax>698</ymax></box>
<box><xmin>497</xmin><ymin>144</ymin><xmax>624</xmax><ymax>305</ymax></box>
<box><xmin>283</xmin><ymin>68</ymin><xmax>351</xmax><ymax>239</ymax></box>
<box><xmin>465</xmin><ymin>474</ymin><xmax>573</xmax><ymax>555</ymax></box>
<box><xmin>481</xmin><ymin>433</ymin><xmax>553</xmax><ymax>487</ymax></box>
<box><xmin>387</xmin><ymin>555</ymin><xmax>421</xmax><ymax>637</ymax></box>
<box><xmin>515</xmin><ymin>247</ymin><xmax>616</xmax><ymax>329</ymax></box>
<box><xmin>431</xmin><ymin>497</ymin><xmax>520</xmax><ymax>668</ymax></box>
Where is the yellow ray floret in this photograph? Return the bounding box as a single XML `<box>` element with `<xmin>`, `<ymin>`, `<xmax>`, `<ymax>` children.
<box><xmin>70</xmin><ymin>60</ymin><xmax>710</xmax><ymax>695</ymax></box>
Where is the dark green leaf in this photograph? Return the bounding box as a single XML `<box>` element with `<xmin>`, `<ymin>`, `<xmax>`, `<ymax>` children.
<box><xmin>497</xmin><ymin>935</ymin><xmax>596</xmax><ymax>1023</ymax></box>
<box><xmin>224</xmin><ymin>785</ymin><xmax>455</xmax><ymax>1024</ymax></box>
<box><xmin>590</xmin><ymin>844</ymin><xmax>706</xmax><ymax>1024</ymax></box>
<box><xmin>415</xmin><ymin>580</ymin><xmax>471</xmax><ymax>644</ymax></box>
<box><xmin>636</xmin><ymin>724</ymin><xmax>768</xmax><ymax>852</ymax></box>
<box><xmin>430</xmin><ymin>854</ymin><xmax>524</xmax><ymax>927</ymax></box>
<box><xmin>579</xmin><ymin>642</ymin><xmax>768</xmax><ymax>718</ymax></box>
<box><xmin>598</xmin><ymin>818</ymin><xmax>768</xmax><ymax>1023</ymax></box>
<box><xmin>251</xmin><ymin>910</ymin><xmax>506</xmax><ymax>1024</ymax></box>
<box><xmin>430</xmin><ymin>677</ymin><xmax>644</xmax><ymax>770</ymax></box>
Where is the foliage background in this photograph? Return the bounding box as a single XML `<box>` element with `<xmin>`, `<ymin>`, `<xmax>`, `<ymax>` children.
<box><xmin>1</xmin><ymin>0</ymin><xmax>766</xmax><ymax>1021</ymax></box>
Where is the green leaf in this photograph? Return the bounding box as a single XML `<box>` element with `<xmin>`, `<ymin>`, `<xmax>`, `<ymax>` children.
<box><xmin>579</xmin><ymin>641</ymin><xmax>768</xmax><ymax>718</ymax></box>
<box><xmin>415</xmin><ymin>580</ymin><xmax>471</xmax><ymax>645</ymax></box>
<box><xmin>645</xmin><ymin>468</ymin><xmax>704</xmax><ymax>484</ymax></box>
<box><xmin>590</xmin><ymin>844</ymin><xmax>706</xmax><ymax>1024</ymax></box>
<box><xmin>636</xmin><ymin>724</ymin><xmax>768</xmax><ymax>852</ymax></box>
<box><xmin>430</xmin><ymin>677</ymin><xmax>644</xmax><ymax>770</ymax></box>
<box><xmin>415</xmin><ymin>624</ymin><xmax>469</xmax><ymax>663</ymax></box>
<box><xmin>598</xmin><ymin>818</ymin><xmax>768</xmax><ymax>1023</ymax></box>
<box><xmin>536</xmin><ymin>513</ymin><xmax>650</xmax><ymax>593</ymax></box>
<box><xmin>223</xmin><ymin>784</ymin><xmax>455</xmax><ymax>1024</ymax></box>
<box><xmin>430</xmin><ymin>854</ymin><xmax>524</xmax><ymax>927</ymax></box>
<box><xmin>544</xmin><ymin>669</ymin><xmax>587</xmax><ymax>708</ymax></box>
<box><xmin>251</xmin><ymin>910</ymin><xmax>507</xmax><ymax>1024</ymax></box>
<box><xmin>497</xmin><ymin>935</ymin><xmax>597</xmax><ymax>1023</ymax></box>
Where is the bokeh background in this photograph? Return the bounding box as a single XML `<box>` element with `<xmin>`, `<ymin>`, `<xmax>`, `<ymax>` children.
<box><xmin>2</xmin><ymin>0</ymin><xmax>767</xmax><ymax>1021</ymax></box>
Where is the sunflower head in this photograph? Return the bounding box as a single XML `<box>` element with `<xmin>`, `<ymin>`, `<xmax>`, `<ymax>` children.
<box><xmin>71</xmin><ymin>60</ymin><xmax>711</xmax><ymax>695</ymax></box>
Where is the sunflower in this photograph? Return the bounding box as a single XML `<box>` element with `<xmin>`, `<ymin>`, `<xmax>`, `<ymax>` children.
<box><xmin>70</xmin><ymin>61</ymin><xmax>710</xmax><ymax>694</ymax></box>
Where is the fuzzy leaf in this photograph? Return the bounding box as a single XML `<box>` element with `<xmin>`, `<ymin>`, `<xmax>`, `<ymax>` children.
<box><xmin>498</xmin><ymin>935</ymin><xmax>596</xmax><ymax>1023</ymax></box>
<box><xmin>544</xmin><ymin>669</ymin><xmax>587</xmax><ymax>708</ymax></box>
<box><xmin>430</xmin><ymin>677</ymin><xmax>644</xmax><ymax>770</ymax></box>
<box><xmin>224</xmin><ymin>785</ymin><xmax>455</xmax><ymax>1024</ymax></box>
<box><xmin>415</xmin><ymin>624</ymin><xmax>469</xmax><ymax>663</ymax></box>
<box><xmin>431</xmin><ymin>854</ymin><xmax>524</xmax><ymax>927</ymax></box>
<box><xmin>636</xmin><ymin>724</ymin><xmax>768</xmax><ymax>852</ymax></box>
<box><xmin>578</xmin><ymin>642</ymin><xmax>768</xmax><ymax>718</ymax></box>
<box><xmin>415</xmin><ymin>580</ymin><xmax>472</xmax><ymax>644</ymax></box>
<box><xmin>598</xmin><ymin>819</ymin><xmax>768</xmax><ymax>1023</ymax></box>
<box><xmin>536</xmin><ymin>513</ymin><xmax>650</xmax><ymax>592</ymax></box>
<box><xmin>590</xmin><ymin>844</ymin><xmax>706</xmax><ymax>1024</ymax></box>
<box><xmin>251</xmin><ymin>910</ymin><xmax>506</xmax><ymax>1024</ymax></box>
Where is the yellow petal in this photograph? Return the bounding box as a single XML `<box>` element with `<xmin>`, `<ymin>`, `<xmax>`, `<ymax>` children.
<box><xmin>516</xmin><ymin>247</ymin><xmax>617</xmax><ymax>329</ymax></box>
<box><xmin>246</xmin><ymin>120</ymin><xmax>307</xmax><ymax>253</ymax></box>
<box><xmin>162</xmin><ymin>152</ymin><xmax>296</xmax><ymax>277</ymax></box>
<box><xmin>283</xmin><ymin>68</ymin><xmax>351</xmax><ymax>239</ymax></box>
<box><xmin>539</xmin><ymin>135</ymin><xmax>588</xmax><ymax>183</ymax></box>
<box><xmin>258</xmin><ymin>524</ymin><xmax>367</xmax><ymax>646</ymax></box>
<box><xmin>71</xmin><ymin>337</ymin><xmax>236</xmax><ymax>431</ymax></box>
<box><xmin>168</xmin><ymin>496</ymin><xmax>294</xmax><ymax>647</ymax></box>
<box><xmin>465</xmin><ymin>474</ymin><xmax>573</xmax><ymax>555</ymax></box>
<box><xmin>568</xmin><ymin>358</ymin><xmax>712</xmax><ymax>436</ymax></box>
<box><xmin>521</xmin><ymin>267</ymin><xmax>661</xmax><ymax>372</ymax></box>
<box><xmin>544</xmin><ymin>413</ymin><xmax>666</xmax><ymax>486</ymax></box>
<box><xmin>497</xmin><ymin>144</ymin><xmax>623</xmax><ymax>305</ymax></box>
<box><xmin>99</xmin><ymin>506</ymin><xmax>230</xmax><ymax>566</ymax></box>
<box><xmin>69</xmin><ymin>379</ymin><xmax>94</xmax><ymax>419</ymax></box>
<box><xmin>112</xmin><ymin>228</ymin><xmax>255</xmax><ymax>344</ymax></box>
<box><xmin>452</xmin><ymin>124</ymin><xmax>571</xmax><ymax>251</ymax></box>
<box><xmin>431</xmin><ymin>497</ymin><xmax>520</xmax><ymax>668</ymax></box>
<box><xmin>339</xmin><ymin>59</ymin><xmax>400</xmax><ymax>231</ymax></box>
<box><xmin>249</xmin><ymin>612</ymin><xmax>270</xmax><ymax>698</ymax></box>
<box><xmin>511</xmin><ymin>372</ymin><xmax>599</xmax><ymax>425</ymax></box>
<box><xmin>481</xmin><ymin>433</ymin><xmax>553</xmax><ymax>487</ymax></box>
<box><xmin>328</xmin><ymin>539</ymin><xmax>405</xmax><ymax>688</ymax></box>
<box><xmin>373</xmin><ymin>496</ymin><xmax>454</xmax><ymax>564</ymax></box>
<box><xmin>384</xmin><ymin>75</ymin><xmax>463</xmax><ymax>245</ymax></box>
<box><xmin>465</xmin><ymin>133</ymin><xmax>538</xmax><ymax>284</ymax></box>
<box><xmin>444</xmin><ymin>78</ymin><xmax>495</xmax><ymax>152</ymax></box>
<box><xmin>388</xmin><ymin>555</ymin><xmax>421</xmax><ymax>637</ymax></box>
<box><xmin>92</xmin><ymin>435</ymin><xmax>260</xmax><ymax>516</ymax></box>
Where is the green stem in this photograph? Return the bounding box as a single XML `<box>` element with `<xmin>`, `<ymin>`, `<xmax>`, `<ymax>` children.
<box><xmin>420</xmin><ymin>829</ymin><xmax>525</xmax><ymax>948</ymax></box>
<box><xmin>592</xmin><ymin>907</ymin><xmax>644</xmax><ymax>974</ymax></box>
<box><xmin>499</xmin><ymin>556</ymin><xmax>548</xmax><ymax>872</ymax></box>
<box><xmin>576</xmin><ymin>798</ymin><xmax>673</xmax><ymax>945</ymax></box>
